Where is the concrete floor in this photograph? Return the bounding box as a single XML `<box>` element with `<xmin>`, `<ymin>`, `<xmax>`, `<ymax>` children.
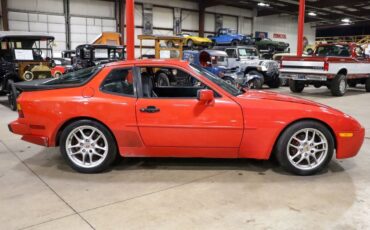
<box><xmin>0</xmin><ymin>86</ymin><xmax>369</xmax><ymax>230</ymax></box>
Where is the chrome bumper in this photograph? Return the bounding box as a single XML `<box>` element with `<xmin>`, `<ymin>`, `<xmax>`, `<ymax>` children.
<box><xmin>280</xmin><ymin>73</ymin><xmax>327</xmax><ymax>81</ymax></box>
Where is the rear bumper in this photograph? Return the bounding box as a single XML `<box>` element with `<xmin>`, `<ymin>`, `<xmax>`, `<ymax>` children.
<box><xmin>8</xmin><ymin>121</ymin><xmax>49</xmax><ymax>147</ymax></box>
<box><xmin>336</xmin><ymin>128</ymin><xmax>365</xmax><ymax>159</ymax></box>
<box><xmin>280</xmin><ymin>73</ymin><xmax>330</xmax><ymax>81</ymax></box>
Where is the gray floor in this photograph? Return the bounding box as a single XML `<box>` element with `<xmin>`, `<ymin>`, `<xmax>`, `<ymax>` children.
<box><xmin>1</xmin><ymin>86</ymin><xmax>369</xmax><ymax>230</ymax></box>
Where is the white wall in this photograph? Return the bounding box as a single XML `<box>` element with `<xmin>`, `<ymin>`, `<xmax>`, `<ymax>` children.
<box><xmin>253</xmin><ymin>15</ymin><xmax>316</xmax><ymax>54</ymax></box>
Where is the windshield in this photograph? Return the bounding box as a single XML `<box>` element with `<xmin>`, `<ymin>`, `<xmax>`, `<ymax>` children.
<box><xmin>238</xmin><ymin>48</ymin><xmax>258</xmax><ymax>57</ymax></box>
<box><xmin>190</xmin><ymin>63</ymin><xmax>244</xmax><ymax>96</ymax></box>
<box><xmin>315</xmin><ymin>45</ymin><xmax>350</xmax><ymax>57</ymax></box>
<box><xmin>43</xmin><ymin>66</ymin><xmax>102</xmax><ymax>85</ymax></box>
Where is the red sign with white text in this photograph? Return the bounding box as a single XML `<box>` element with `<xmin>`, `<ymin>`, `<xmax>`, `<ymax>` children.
<box><xmin>273</xmin><ymin>33</ymin><xmax>287</xmax><ymax>39</ymax></box>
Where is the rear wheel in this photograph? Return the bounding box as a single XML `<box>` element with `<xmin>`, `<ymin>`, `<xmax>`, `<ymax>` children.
<box><xmin>289</xmin><ymin>80</ymin><xmax>305</xmax><ymax>93</ymax></box>
<box><xmin>330</xmin><ymin>74</ymin><xmax>347</xmax><ymax>96</ymax></box>
<box><xmin>275</xmin><ymin>120</ymin><xmax>334</xmax><ymax>176</ymax></box>
<box><xmin>7</xmin><ymin>80</ymin><xmax>17</xmax><ymax>111</ymax></box>
<box><xmin>366</xmin><ymin>77</ymin><xmax>370</xmax><ymax>92</ymax></box>
<box><xmin>60</xmin><ymin>120</ymin><xmax>117</xmax><ymax>173</ymax></box>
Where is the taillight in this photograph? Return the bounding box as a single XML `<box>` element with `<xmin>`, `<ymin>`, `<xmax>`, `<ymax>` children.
<box><xmin>17</xmin><ymin>103</ymin><xmax>24</xmax><ymax>118</ymax></box>
<box><xmin>279</xmin><ymin>60</ymin><xmax>283</xmax><ymax>69</ymax></box>
<box><xmin>324</xmin><ymin>62</ymin><xmax>329</xmax><ymax>71</ymax></box>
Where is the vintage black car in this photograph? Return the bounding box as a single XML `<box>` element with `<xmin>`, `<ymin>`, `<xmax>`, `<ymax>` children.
<box><xmin>0</xmin><ymin>31</ymin><xmax>55</xmax><ymax>110</ymax></box>
<box><xmin>73</xmin><ymin>44</ymin><xmax>125</xmax><ymax>70</ymax></box>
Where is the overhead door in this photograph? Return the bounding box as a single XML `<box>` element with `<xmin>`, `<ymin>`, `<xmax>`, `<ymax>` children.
<box><xmin>223</xmin><ymin>16</ymin><xmax>238</xmax><ymax>31</ymax></box>
<box><xmin>69</xmin><ymin>0</ymin><xmax>116</xmax><ymax>50</ymax></box>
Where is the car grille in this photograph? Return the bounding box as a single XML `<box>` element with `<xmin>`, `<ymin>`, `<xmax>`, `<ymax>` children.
<box><xmin>266</xmin><ymin>62</ymin><xmax>279</xmax><ymax>73</ymax></box>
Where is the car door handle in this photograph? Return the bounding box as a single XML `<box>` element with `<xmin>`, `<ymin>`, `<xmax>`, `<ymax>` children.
<box><xmin>140</xmin><ymin>106</ymin><xmax>160</xmax><ymax>113</ymax></box>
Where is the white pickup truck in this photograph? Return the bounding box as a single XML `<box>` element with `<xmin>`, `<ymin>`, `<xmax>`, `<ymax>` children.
<box><xmin>280</xmin><ymin>43</ymin><xmax>370</xmax><ymax>96</ymax></box>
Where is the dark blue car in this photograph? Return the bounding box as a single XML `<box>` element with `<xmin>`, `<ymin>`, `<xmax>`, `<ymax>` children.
<box><xmin>209</xmin><ymin>28</ymin><xmax>252</xmax><ymax>46</ymax></box>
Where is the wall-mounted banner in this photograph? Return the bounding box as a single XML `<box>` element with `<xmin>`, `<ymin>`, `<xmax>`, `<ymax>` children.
<box><xmin>273</xmin><ymin>33</ymin><xmax>287</xmax><ymax>39</ymax></box>
<box><xmin>215</xmin><ymin>14</ymin><xmax>223</xmax><ymax>32</ymax></box>
<box><xmin>143</xmin><ymin>4</ymin><xmax>153</xmax><ymax>35</ymax></box>
<box><xmin>255</xmin><ymin>31</ymin><xmax>268</xmax><ymax>39</ymax></box>
<box><xmin>174</xmin><ymin>8</ymin><xmax>181</xmax><ymax>35</ymax></box>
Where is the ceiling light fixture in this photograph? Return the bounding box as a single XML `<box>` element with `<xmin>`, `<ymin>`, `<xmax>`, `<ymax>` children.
<box><xmin>341</xmin><ymin>18</ymin><xmax>351</xmax><ymax>23</ymax></box>
<box><xmin>257</xmin><ymin>2</ymin><xmax>270</xmax><ymax>7</ymax></box>
<box><xmin>308</xmin><ymin>12</ymin><xmax>317</xmax><ymax>16</ymax></box>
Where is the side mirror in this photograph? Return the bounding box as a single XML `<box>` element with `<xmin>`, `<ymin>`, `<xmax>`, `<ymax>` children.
<box><xmin>197</xmin><ymin>89</ymin><xmax>214</xmax><ymax>103</ymax></box>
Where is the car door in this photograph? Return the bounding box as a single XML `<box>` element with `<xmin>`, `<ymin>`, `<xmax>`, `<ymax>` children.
<box><xmin>225</xmin><ymin>48</ymin><xmax>238</xmax><ymax>68</ymax></box>
<box><xmin>135</xmin><ymin>65</ymin><xmax>244</xmax><ymax>157</ymax></box>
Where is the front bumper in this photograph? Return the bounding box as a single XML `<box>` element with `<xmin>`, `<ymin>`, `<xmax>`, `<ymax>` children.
<box><xmin>336</xmin><ymin>127</ymin><xmax>365</xmax><ymax>159</ymax></box>
<box><xmin>8</xmin><ymin>121</ymin><xmax>49</xmax><ymax>147</ymax></box>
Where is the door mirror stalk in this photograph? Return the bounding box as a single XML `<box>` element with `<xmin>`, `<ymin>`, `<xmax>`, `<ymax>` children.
<box><xmin>197</xmin><ymin>89</ymin><xmax>214</xmax><ymax>104</ymax></box>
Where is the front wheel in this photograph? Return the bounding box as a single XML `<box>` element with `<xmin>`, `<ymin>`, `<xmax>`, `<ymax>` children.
<box><xmin>275</xmin><ymin>121</ymin><xmax>334</xmax><ymax>176</ymax></box>
<box><xmin>231</xmin><ymin>40</ymin><xmax>239</xmax><ymax>46</ymax></box>
<box><xmin>60</xmin><ymin>120</ymin><xmax>117</xmax><ymax>173</ymax></box>
<box><xmin>7</xmin><ymin>80</ymin><xmax>17</xmax><ymax>111</ymax></box>
<box><xmin>249</xmin><ymin>78</ymin><xmax>263</xmax><ymax>89</ymax></box>
<box><xmin>289</xmin><ymin>80</ymin><xmax>305</xmax><ymax>93</ymax></box>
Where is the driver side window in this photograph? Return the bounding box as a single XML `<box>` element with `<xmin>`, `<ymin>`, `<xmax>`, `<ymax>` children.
<box><xmin>139</xmin><ymin>66</ymin><xmax>218</xmax><ymax>98</ymax></box>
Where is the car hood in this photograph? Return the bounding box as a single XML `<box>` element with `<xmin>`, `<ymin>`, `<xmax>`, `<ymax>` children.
<box><xmin>237</xmin><ymin>90</ymin><xmax>331</xmax><ymax>108</ymax></box>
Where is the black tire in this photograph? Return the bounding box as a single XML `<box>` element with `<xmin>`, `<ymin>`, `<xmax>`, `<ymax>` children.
<box><xmin>289</xmin><ymin>80</ymin><xmax>305</xmax><ymax>93</ymax></box>
<box><xmin>313</xmin><ymin>83</ymin><xmax>322</xmax><ymax>88</ymax></box>
<box><xmin>330</xmin><ymin>74</ymin><xmax>347</xmax><ymax>96</ymax></box>
<box><xmin>7</xmin><ymin>80</ymin><xmax>17</xmax><ymax>111</ymax></box>
<box><xmin>249</xmin><ymin>78</ymin><xmax>263</xmax><ymax>89</ymax></box>
<box><xmin>280</xmin><ymin>78</ymin><xmax>289</xmax><ymax>86</ymax></box>
<box><xmin>223</xmin><ymin>76</ymin><xmax>235</xmax><ymax>85</ymax></box>
<box><xmin>231</xmin><ymin>40</ymin><xmax>239</xmax><ymax>46</ymax></box>
<box><xmin>275</xmin><ymin>120</ymin><xmax>335</xmax><ymax>176</ymax></box>
<box><xmin>156</xmin><ymin>73</ymin><xmax>170</xmax><ymax>86</ymax></box>
<box><xmin>266</xmin><ymin>76</ymin><xmax>280</xmax><ymax>89</ymax></box>
<box><xmin>187</xmin><ymin>39</ymin><xmax>194</xmax><ymax>49</ymax></box>
<box><xmin>60</xmin><ymin>120</ymin><xmax>117</xmax><ymax>173</ymax></box>
<box><xmin>268</xmin><ymin>45</ymin><xmax>275</xmax><ymax>53</ymax></box>
<box><xmin>246</xmin><ymin>70</ymin><xmax>264</xmax><ymax>89</ymax></box>
<box><xmin>366</xmin><ymin>77</ymin><xmax>370</xmax><ymax>92</ymax></box>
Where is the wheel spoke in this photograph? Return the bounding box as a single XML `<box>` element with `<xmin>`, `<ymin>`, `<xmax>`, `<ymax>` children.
<box><xmin>95</xmin><ymin>145</ymin><xmax>107</xmax><ymax>151</ymax></box>
<box><xmin>289</xmin><ymin>143</ymin><xmax>299</xmax><ymax>149</ymax></box>
<box><xmin>79</xmin><ymin>129</ymin><xmax>88</xmax><ymax>139</ymax></box>
<box><xmin>291</xmin><ymin>152</ymin><xmax>302</xmax><ymax>160</ymax></box>
<box><xmin>73</xmin><ymin>133</ymin><xmax>83</xmax><ymax>142</ymax></box>
<box><xmin>92</xmin><ymin>150</ymin><xmax>104</xmax><ymax>158</ymax></box>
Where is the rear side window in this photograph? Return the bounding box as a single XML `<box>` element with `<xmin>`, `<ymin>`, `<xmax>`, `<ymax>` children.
<box><xmin>101</xmin><ymin>68</ymin><xmax>135</xmax><ymax>96</ymax></box>
<box><xmin>44</xmin><ymin>66</ymin><xmax>102</xmax><ymax>85</ymax></box>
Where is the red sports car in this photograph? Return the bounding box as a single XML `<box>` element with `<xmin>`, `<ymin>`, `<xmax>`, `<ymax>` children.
<box><xmin>8</xmin><ymin>60</ymin><xmax>365</xmax><ymax>175</ymax></box>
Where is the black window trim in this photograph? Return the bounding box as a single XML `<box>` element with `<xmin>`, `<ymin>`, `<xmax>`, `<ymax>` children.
<box><xmin>99</xmin><ymin>66</ymin><xmax>138</xmax><ymax>98</ymax></box>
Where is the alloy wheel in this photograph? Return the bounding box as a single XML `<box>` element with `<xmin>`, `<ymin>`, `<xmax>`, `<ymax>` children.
<box><xmin>287</xmin><ymin>128</ymin><xmax>328</xmax><ymax>171</ymax></box>
<box><xmin>65</xmin><ymin>125</ymin><xmax>109</xmax><ymax>168</ymax></box>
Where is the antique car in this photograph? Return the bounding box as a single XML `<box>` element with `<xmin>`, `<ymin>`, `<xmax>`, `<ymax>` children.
<box><xmin>208</xmin><ymin>28</ymin><xmax>252</xmax><ymax>46</ymax></box>
<box><xmin>254</xmin><ymin>37</ymin><xmax>289</xmax><ymax>53</ymax></box>
<box><xmin>177</xmin><ymin>33</ymin><xmax>212</xmax><ymax>49</ymax></box>
<box><xmin>138</xmin><ymin>35</ymin><xmax>185</xmax><ymax>86</ymax></box>
<box><xmin>8</xmin><ymin>59</ymin><xmax>364</xmax><ymax>176</ymax></box>
<box><xmin>214</xmin><ymin>46</ymin><xmax>280</xmax><ymax>89</ymax></box>
<box><xmin>0</xmin><ymin>31</ymin><xmax>55</xmax><ymax>110</ymax></box>
<box><xmin>280</xmin><ymin>43</ymin><xmax>370</xmax><ymax>96</ymax></box>
<box><xmin>73</xmin><ymin>44</ymin><xmax>125</xmax><ymax>70</ymax></box>
<box><xmin>51</xmin><ymin>50</ymin><xmax>76</xmax><ymax>77</ymax></box>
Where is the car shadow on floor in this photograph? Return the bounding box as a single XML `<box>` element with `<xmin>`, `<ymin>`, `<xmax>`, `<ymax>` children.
<box><xmin>271</xmin><ymin>87</ymin><xmax>367</xmax><ymax>99</ymax></box>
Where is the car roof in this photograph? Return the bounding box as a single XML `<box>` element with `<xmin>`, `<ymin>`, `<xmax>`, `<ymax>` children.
<box><xmin>0</xmin><ymin>31</ymin><xmax>54</xmax><ymax>40</ymax></box>
<box><xmin>106</xmin><ymin>59</ymin><xmax>190</xmax><ymax>68</ymax></box>
<box><xmin>213</xmin><ymin>45</ymin><xmax>257</xmax><ymax>50</ymax></box>
<box><xmin>75</xmin><ymin>44</ymin><xmax>124</xmax><ymax>49</ymax></box>
<box><xmin>201</xmin><ymin>50</ymin><xmax>228</xmax><ymax>56</ymax></box>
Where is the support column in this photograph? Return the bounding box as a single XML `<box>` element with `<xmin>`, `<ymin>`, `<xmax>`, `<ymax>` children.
<box><xmin>125</xmin><ymin>0</ymin><xmax>135</xmax><ymax>60</ymax></box>
<box><xmin>63</xmin><ymin>0</ymin><xmax>71</xmax><ymax>50</ymax></box>
<box><xmin>1</xmin><ymin>0</ymin><xmax>9</xmax><ymax>31</ymax></box>
<box><xmin>297</xmin><ymin>0</ymin><xmax>305</xmax><ymax>56</ymax></box>
<box><xmin>199</xmin><ymin>0</ymin><xmax>205</xmax><ymax>37</ymax></box>
<box><xmin>119</xmin><ymin>0</ymin><xmax>125</xmax><ymax>46</ymax></box>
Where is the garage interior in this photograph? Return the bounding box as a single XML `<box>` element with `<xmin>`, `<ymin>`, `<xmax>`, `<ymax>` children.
<box><xmin>1</xmin><ymin>0</ymin><xmax>370</xmax><ymax>229</ymax></box>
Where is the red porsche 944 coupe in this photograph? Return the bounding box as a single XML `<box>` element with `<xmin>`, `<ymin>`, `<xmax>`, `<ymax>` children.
<box><xmin>8</xmin><ymin>60</ymin><xmax>365</xmax><ymax>175</ymax></box>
